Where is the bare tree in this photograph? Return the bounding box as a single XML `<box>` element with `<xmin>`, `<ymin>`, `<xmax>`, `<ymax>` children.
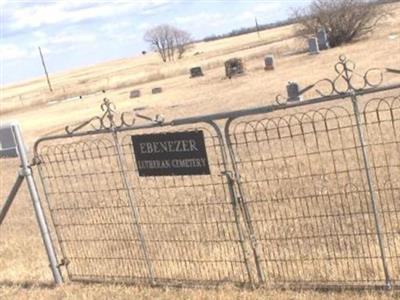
<box><xmin>144</xmin><ymin>25</ymin><xmax>168</xmax><ymax>62</ymax></box>
<box><xmin>173</xmin><ymin>29</ymin><xmax>191</xmax><ymax>59</ymax></box>
<box><xmin>293</xmin><ymin>0</ymin><xmax>387</xmax><ymax>47</ymax></box>
<box><xmin>144</xmin><ymin>25</ymin><xmax>191</xmax><ymax>62</ymax></box>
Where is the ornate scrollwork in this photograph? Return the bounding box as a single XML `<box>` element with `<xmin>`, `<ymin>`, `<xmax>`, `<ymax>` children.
<box><xmin>276</xmin><ymin>55</ymin><xmax>399</xmax><ymax>104</ymax></box>
<box><xmin>65</xmin><ymin>98</ymin><xmax>163</xmax><ymax>134</ymax></box>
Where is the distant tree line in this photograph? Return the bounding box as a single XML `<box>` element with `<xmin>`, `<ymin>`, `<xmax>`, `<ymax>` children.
<box><xmin>202</xmin><ymin>18</ymin><xmax>297</xmax><ymax>42</ymax></box>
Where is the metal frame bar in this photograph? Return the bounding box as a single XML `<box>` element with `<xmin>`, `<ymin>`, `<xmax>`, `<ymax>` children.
<box><xmin>111</xmin><ymin>129</ymin><xmax>156</xmax><ymax>285</ymax></box>
<box><xmin>223</xmin><ymin>117</ymin><xmax>265</xmax><ymax>284</ymax></box>
<box><xmin>0</xmin><ymin>174</ymin><xmax>24</xmax><ymax>226</ymax></box>
<box><xmin>350</xmin><ymin>93</ymin><xmax>392</xmax><ymax>288</ymax></box>
<box><xmin>206</xmin><ymin>120</ymin><xmax>255</xmax><ymax>285</ymax></box>
<box><xmin>0</xmin><ymin>124</ymin><xmax>64</xmax><ymax>284</ymax></box>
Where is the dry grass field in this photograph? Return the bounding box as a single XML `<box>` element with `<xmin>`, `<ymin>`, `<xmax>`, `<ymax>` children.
<box><xmin>1</xmin><ymin>2</ymin><xmax>400</xmax><ymax>299</ymax></box>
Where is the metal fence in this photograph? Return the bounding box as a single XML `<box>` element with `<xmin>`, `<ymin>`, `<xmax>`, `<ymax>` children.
<box><xmin>225</xmin><ymin>92</ymin><xmax>399</xmax><ymax>288</ymax></box>
<box><xmin>14</xmin><ymin>56</ymin><xmax>400</xmax><ymax>289</ymax></box>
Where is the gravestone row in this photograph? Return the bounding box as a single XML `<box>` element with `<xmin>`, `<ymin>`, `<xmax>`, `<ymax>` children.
<box><xmin>308</xmin><ymin>27</ymin><xmax>330</xmax><ymax>54</ymax></box>
<box><xmin>129</xmin><ymin>87</ymin><xmax>163</xmax><ymax>99</ymax></box>
<box><xmin>188</xmin><ymin>54</ymin><xmax>276</xmax><ymax>80</ymax></box>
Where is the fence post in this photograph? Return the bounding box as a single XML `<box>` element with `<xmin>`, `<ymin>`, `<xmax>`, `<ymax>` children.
<box><xmin>11</xmin><ymin>124</ymin><xmax>64</xmax><ymax>284</ymax></box>
<box><xmin>206</xmin><ymin>121</ymin><xmax>255</xmax><ymax>286</ymax></box>
<box><xmin>350</xmin><ymin>93</ymin><xmax>392</xmax><ymax>289</ymax></box>
<box><xmin>224</xmin><ymin>118</ymin><xmax>265</xmax><ymax>285</ymax></box>
<box><xmin>110</xmin><ymin>129</ymin><xmax>156</xmax><ymax>285</ymax></box>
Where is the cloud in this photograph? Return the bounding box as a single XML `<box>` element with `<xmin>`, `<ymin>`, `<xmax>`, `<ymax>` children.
<box><xmin>52</xmin><ymin>31</ymin><xmax>97</xmax><ymax>45</ymax></box>
<box><xmin>0</xmin><ymin>43</ymin><xmax>29</xmax><ymax>60</ymax></box>
<box><xmin>140</xmin><ymin>0</ymin><xmax>176</xmax><ymax>15</ymax></box>
<box><xmin>137</xmin><ymin>22</ymin><xmax>152</xmax><ymax>31</ymax></box>
<box><xmin>101</xmin><ymin>21</ymin><xmax>134</xmax><ymax>35</ymax></box>
<box><xmin>8</xmin><ymin>2</ymin><xmax>116</xmax><ymax>31</ymax></box>
<box><xmin>29</xmin><ymin>28</ymin><xmax>97</xmax><ymax>46</ymax></box>
<box><xmin>5</xmin><ymin>1</ymin><xmax>178</xmax><ymax>32</ymax></box>
<box><xmin>22</xmin><ymin>27</ymin><xmax>99</xmax><ymax>57</ymax></box>
<box><xmin>175</xmin><ymin>12</ymin><xmax>225</xmax><ymax>28</ymax></box>
<box><xmin>237</xmin><ymin>2</ymin><xmax>285</xmax><ymax>23</ymax></box>
<box><xmin>253</xmin><ymin>2</ymin><xmax>283</xmax><ymax>14</ymax></box>
<box><xmin>0</xmin><ymin>0</ymin><xmax>9</xmax><ymax>8</ymax></box>
<box><xmin>100</xmin><ymin>21</ymin><xmax>139</xmax><ymax>42</ymax></box>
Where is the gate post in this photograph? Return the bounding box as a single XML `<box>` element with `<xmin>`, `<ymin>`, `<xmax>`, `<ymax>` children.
<box><xmin>350</xmin><ymin>93</ymin><xmax>392</xmax><ymax>289</ymax></box>
<box><xmin>223</xmin><ymin>119</ymin><xmax>265</xmax><ymax>285</ymax></box>
<box><xmin>219</xmin><ymin>118</ymin><xmax>265</xmax><ymax>284</ymax></box>
<box><xmin>99</xmin><ymin>98</ymin><xmax>156</xmax><ymax>284</ymax></box>
<box><xmin>11</xmin><ymin>124</ymin><xmax>64</xmax><ymax>284</ymax></box>
<box><xmin>110</xmin><ymin>129</ymin><xmax>156</xmax><ymax>285</ymax></box>
<box><xmin>206</xmin><ymin>121</ymin><xmax>255</xmax><ymax>286</ymax></box>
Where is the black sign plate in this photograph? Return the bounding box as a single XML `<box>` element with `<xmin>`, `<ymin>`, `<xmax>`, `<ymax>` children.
<box><xmin>131</xmin><ymin>130</ymin><xmax>210</xmax><ymax>176</ymax></box>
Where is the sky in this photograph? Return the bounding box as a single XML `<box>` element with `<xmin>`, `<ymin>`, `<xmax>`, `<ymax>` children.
<box><xmin>0</xmin><ymin>0</ymin><xmax>312</xmax><ymax>86</ymax></box>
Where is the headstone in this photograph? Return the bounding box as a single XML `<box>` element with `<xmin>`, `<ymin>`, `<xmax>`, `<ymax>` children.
<box><xmin>316</xmin><ymin>28</ymin><xmax>329</xmax><ymax>50</ymax></box>
<box><xmin>190</xmin><ymin>67</ymin><xmax>204</xmax><ymax>78</ymax></box>
<box><xmin>0</xmin><ymin>123</ymin><xmax>18</xmax><ymax>158</ymax></box>
<box><xmin>286</xmin><ymin>82</ymin><xmax>303</xmax><ymax>102</ymax></box>
<box><xmin>224</xmin><ymin>58</ymin><xmax>244</xmax><ymax>78</ymax></box>
<box><xmin>130</xmin><ymin>90</ymin><xmax>141</xmax><ymax>98</ymax></box>
<box><xmin>152</xmin><ymin>87</ymin><xmax>162</xmax><ymax>94</ymax></box>
<box><xmin>308</xmin><ymin>37</ymin><xmax>319</xmax><ymax>55</ymax></box>
<box><xmin>264</xmin><ymin>55</ymin><xmax>275</xmax><ymax>70</ymax></box>
<box><xmin>133</xmin><ymin>106</ymin><xmax>147</xmax><ymax>111</ymax></box>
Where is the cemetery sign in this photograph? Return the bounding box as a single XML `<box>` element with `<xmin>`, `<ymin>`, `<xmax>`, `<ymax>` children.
<box><xmin>131</xmin><ymin>130</ymin><xmax>210</xmax><ymax>176</ymax></box>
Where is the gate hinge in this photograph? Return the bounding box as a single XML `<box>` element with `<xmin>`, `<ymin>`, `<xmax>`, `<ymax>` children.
<box><xmin>32</xmin><ymin>156</ymin><xmax>42</xmax><ymax>166</ymax></box>
<box><xmin>57</xmin><ymin>258</ymin><xmax>70</xmax><ymax>268</ymax></box>
<box><xmin>249</xmin><ymin>233</ymin><xmax>259</xmax><ymax>246</ymax></box>
<box><xmin>220</xmin><ymin>171</ymin><xmax>236</xmax><ymax>182</ymax></box>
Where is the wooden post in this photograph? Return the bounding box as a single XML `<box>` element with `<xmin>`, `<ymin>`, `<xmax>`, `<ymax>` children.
<box><xmin>255</xmin><ymin>17</ymin><xmax>260</xmax><ymax>38</ymax></box>
<box><xmin>38</xmin><ymin>47</ymin><xmax>53</xmax><ymax>92</ymax></box>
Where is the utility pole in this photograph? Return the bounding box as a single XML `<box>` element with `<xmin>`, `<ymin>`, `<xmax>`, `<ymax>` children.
<box><xmin>38</xmin><ymin>46</ymin><xmax>53</xmax><ymax>92</ymax></box>
<box><xmin>255</xmin><ymin>17</ymin><xmax>260</xmax><ymax>39</ymax></box>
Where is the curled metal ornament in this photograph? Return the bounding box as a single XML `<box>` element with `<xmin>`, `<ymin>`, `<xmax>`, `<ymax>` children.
<box><xmin>331</xmin><ymin>55</ymin><xmax>383</xmax><ymax>93</ymax></box>
<box><xmin>65</xmin><ymin>98</ymin><xmax>138</xmax><ymax>134</ymax></box>
<box><xmin>280</xmin><ymin>55</ymin><xmax>391</xmax><ymax>102</ymax></box>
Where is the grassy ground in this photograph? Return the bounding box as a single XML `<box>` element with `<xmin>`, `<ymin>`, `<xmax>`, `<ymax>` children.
<box><xmin>1</xmin><ymin>284</ymin><xmax>400</xmax><ymax>300</ymax></box>
<box><xmin>1</xmin><ymin>3</ymin><xmax>400</xmax><ymax>299</ymax></box>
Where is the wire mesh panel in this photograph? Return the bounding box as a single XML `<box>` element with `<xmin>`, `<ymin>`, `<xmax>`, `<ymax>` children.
<box><xmin>117</xmin><ymin>124</ymin><xmax>251</xmax><ymax>286</ymax></box>
<box><xmin>362</xmin><ymin>94</ymin><xmax>400</xmax><ymax>287</ymax></box>
<box><xmin>35</xmin><ymin>123</ymin><xmax>251</xmax><ymax>286</ymax></box>
<box><xmin>226</xmin><ymin>99</ymin><xmax>392</xmax><ymax>287</ymax></box>
<box><xmin>35</xmin><ymin>135</ymin><xmax>152</xmax><ymax>283</ymax></box>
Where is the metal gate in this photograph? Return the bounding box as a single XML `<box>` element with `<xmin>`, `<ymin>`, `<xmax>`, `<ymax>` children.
<box><xmin>33</xmin><ymin>113</ymin><xmax>257</xmax><ymax>286</ymax></box>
